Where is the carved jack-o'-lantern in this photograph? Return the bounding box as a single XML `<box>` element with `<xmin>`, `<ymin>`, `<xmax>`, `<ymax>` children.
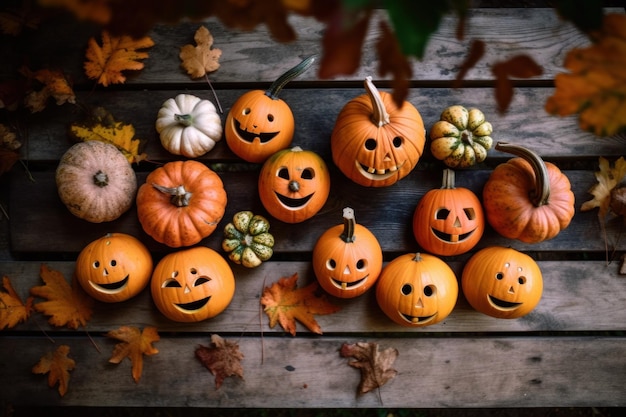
<box><xmin>75</xmin><ymin>233</ymin><xmax>153</xmax><ymax>303</ymax></box>
<box><xmin>376</xmin><ymin>253</ymin><xmax>458</xmax><ymax>327</ymax></box>
<box><xmin>313</xmin><ymin>207</ymin><xmax>383</xmax><ymax>298</ymax></box>
<box><xmin>461</xmin><ymin>246</ymin><xmax>543</xmax><ymax>319</ymax></box>
<box><xmin>258</xmin><ymin>146</ymin><xmax>330</xmax><ymax>223</ymax></box>
<box><xmin>150</xmin><ymin>246</ymin><xmax>235</xmax><ymax>322</ymax></box>
<box><xmin>331</xmin><ymin>76</ymin><xmax>425</xmax><ymax>187</ymax></box>
<box><xmin>225</xmin><ymin>56</ymin><xmax>317</xmax><ymax>163</ymax></box>
<box><xmin>413</xmin><ymin>169</ymin><xmax>484</xmax><ymax>256</ymax></box>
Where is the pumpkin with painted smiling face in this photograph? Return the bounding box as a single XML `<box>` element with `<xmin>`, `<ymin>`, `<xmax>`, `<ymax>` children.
<box><xmin>150</xmin><ymin>246</ymin><xmax>235</xmax><ymax>322</ymax></box>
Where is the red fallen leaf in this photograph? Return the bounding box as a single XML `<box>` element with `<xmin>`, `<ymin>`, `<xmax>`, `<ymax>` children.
<box><xmin>491</xmin><ymin>54</ymin><xmax>543</xmax><ymax>113</ymax></box>
<box><xmin>340</xmin><ymin>341</ymin><xmax>398</xmax><ymax>396</ymax></box>
<box><xmin>453</xmin><ymin>39</ymin><xmax>485</xmax><ymax>88</ymax></box>
<box><xmin>376</xmin><ymin>20</ymin><xmax>412</xmax><ymax>107</ymax></box>
<box><xmin>195</xmin><ymin>334</ymin><xmax>244</xmax><ymax>389</ymax></box>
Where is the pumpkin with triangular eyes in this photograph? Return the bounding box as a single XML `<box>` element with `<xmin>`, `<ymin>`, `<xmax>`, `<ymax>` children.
<box><xmin>75</xmin><ymin>233</ymin><xmax>153</xmax><ymax>303</ymax></box>
<box><xmin>462</xmin><ymin>246</ymin><xmax>543</xmax><ymax>319</ymax></box>
<box><xmin>376</xmin><ymin>253</ymin><xmax>458</xmax><ymax>327</ymax></box>
<box><xmin>150</xmin><ymin>246</ymin><xmax>235</xmax><ymax>322</ymax></box>
<box><xmin>258</xmin><ymin>146</ymin><xmax>330</xmax><ymax>223</ymax></box>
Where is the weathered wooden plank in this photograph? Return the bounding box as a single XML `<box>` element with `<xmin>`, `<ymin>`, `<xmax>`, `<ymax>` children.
<box><xmin>7</xmin><ymin>169</ymin><xmax>618</xmax><ymax>256</ymax></box>
<box><xmin>11</xmin><ymin>87</ymin><xmax>625</xmax><ymax>163</ymax></box>
<box><xmin>1</xmin><ymin>259</ymin><xmax>625</xmax><ymax>333</ymax></box>
<box><xmin>1</xmin><ymin>335</ymin><xmax>625</xmax><ymax>408</ymax></box>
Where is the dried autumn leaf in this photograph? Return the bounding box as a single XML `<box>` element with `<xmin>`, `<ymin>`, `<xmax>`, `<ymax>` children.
<box><xmin>0</xmin><ymin>275</ymin><xmax>34</xmax><ymax>329</ymax></box>
<box><xmin>581</xmin><ymin>156</ymin><xmax>626</xmax><ymax>217</ymax></box>
<box><xmin>453</xmin><ymin>39</ymin><xmax>485</xmax><ymax>88</ymax></box>
<box><xmin>0</xmin><ymin>1</ymin><xmax>41</xmax><ymax>35</ymax></box>
<box><xmin>180</xmin><ymin>26</ymin><xmax>222</xmax><ymax>79</ymax></box>
<box><xmin>195</xmin><ymin>334</ymin><xmax>244</xmax><ymax>389</ymax></box>
<box><xmin>32</xmin><ymin>345</ymin><xmax>75</xmax><ymax>397</ymax></box>
<box><xmin>107</xmin><ymin>326</ymin><xmax>160</xmax><ymax>383</ymax></box>
<box><xmin>546</xmin><ymin>14</ymin><xmax>626</xmax><ymax>136</ymax></box>
<box><xmin>84</xmin><ymin>30</ymin><xmax>154</xmax><ymax>87</ymax></box>
<box><xmin>260</xmin><ymin>272</ymin><xmax>340</xmax><ymax>336</ymax></box>
<box><xmin>69</xmin><ymin>106</ymin><xmax>147</xmax><ymax>163</ymax></box>
<box><xmin>492</xmin><ymin>54</ymin><xmax>543</xmax><ymax>113</ymax></box>
<box><xmin>376</xmin><ymin>20</ymin><xmax>412</xmax><ymax>107</ymax></box>
<box><xmin>23</xmin><ymin>68</ymin><xmax>76</xmax><ymax>113</ymax></box>
<box><xmin>0</xmin><ymin>123</ymin><xmax>20</xmax><ymax>176</ymax></box>
<box><xmin>38</xmin><ymin>0</ymin><xmax>112</xmax><ymax>25</ymax></box>
<box><xmin>30</xmin><ymin>264</ymin><xmax>93</xmax><ymax>329</ymax></box>
<box><xmin>340</xmin><ymin>341</ymin><xmax>398</xmax><ymax>396</ymax></box>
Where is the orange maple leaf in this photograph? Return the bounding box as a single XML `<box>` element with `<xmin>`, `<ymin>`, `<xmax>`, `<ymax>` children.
<box><xmin>340</xmin><ymin>341</ymin><xmax>398</xmax><ymax>397</ymax></box>
<box><xmin>195</xmin><ymin>334</ymin><xmax>244</xmax><ymax>389</ymax></box>
<box><xmin>32</xmin><ymin>344</ymin><xmax>76</xmax><ymax>397</ymax></box>
<box><xmin>180</xmin><ymin>26</ymin><xmax>222</xmax><ymax>79</ymax></box>
<box><xmin>260</xmin><ymin>272</ymin><xmax>340</xmax><ymax>336</ymax></box>
<box><xmin>30</xmin><ymin>264</ymin><xmax>93</xmax><ymax>329</ymax></box>
<box><xmin>84</xmin><ymin>30</ymin><xmax>154</xmax><ymax>87</ymax></box>
<box><xmin>21</xmin><ymin>67</ymin><xmax>76</xmax><ymax>113</ymax></box>
<box><xmin>546</xmin><ymin>14</ymin><xmax>626</xmax><ymax>136</ymax></box>
<box><xmin>0</xmin><ymin>275</ymin><xmax>34</xmax><ymax>329</ymax></box>
<box><xmin>107</xmin><ymin>326</ymin><xmax>160</xmax><ymax>383</ymax></box>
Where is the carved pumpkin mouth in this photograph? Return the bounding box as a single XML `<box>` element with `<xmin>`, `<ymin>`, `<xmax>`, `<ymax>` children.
<box><xmin>431</xmin><ymin>228</ymin><xmax>475</xmax><ymax>243</ymax></box>
<box><xmin>355</xmin><ymin>160</ymin><xmax>405</xmax><ymax>181</ymax></box>
<box><xmin>174</xmin><ymin>296</ymin><xmax>211</xmax><ymax>313</ymax></box>
<box><xmin>330</xmin><ymin>275</ymin><xmax>368</xmax><ymax>290</ymax></box>
<box><xmin>275</xmin><ymin>192</ymin><xmax>313</xmax><ymax>208</ymax></box>
<box><xmin>90</xmin><ymin>275</ymin><xmax>129</xmax><ymax>294</ymax></box>
<box><xmin>234</xmin><ymin>119</ymin><xmax>279</xmax><ymax>143</ymax></box>
<box><xmin>399</xmin><ymin>312</ymin><xmax>437</xmax><ymax>325</ymax></box>
<box><xmin>488</xmin><ymin>295</ymin><xmax>522</xmax><ymax>310</ymax></box>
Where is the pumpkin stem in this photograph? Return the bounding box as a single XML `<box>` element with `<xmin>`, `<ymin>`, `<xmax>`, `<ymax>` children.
<box><xmin>364</xmin><ymin>76</ymin><xmax>390</xmax><ymax>127</ymax></box>
<box><xmin>93</xmin><ymin>170</ymin><xmax>108</xmax><ymax>187</ymax></box>
<box><xmin>412</xmin><ymin>253</ymin><xmax>423</xmax><ymax>262</ymax></box>
<box><xmin>151</xmin><ymin>183</ymin><xmax>192</xmax><ymax>207</ymax></box>
<box><xmin>266</xmin><ymin>55</ymin><xmax>317</xmax><ymax>99</ymax></box>
<box><xmin>340</xmin><ymin>207</ymin><xmax>357</xmax><ymax>243</ymax></box>
<box><xmin>174</xmin><ymin>113</ymin><xmax>194</xmax><ymax>127</ymax></box>
<box><xmin>441</xmin><ymin>168</ymin><xmax>456</xmax><ymax>189</ymax></box>
<box><xmin>495</xmin><ymin>142</ymin><xmax>550</xmax><ymax>207</ymax></box>
<box><xmin>461</xmin><ymin>130</ymin><xmax>473</xmax><ymax>146</ymax></box>
<box><xmin>288</xmin><ymin>180</ymin><xmax>300</xmax><ymax>192</ymax></box>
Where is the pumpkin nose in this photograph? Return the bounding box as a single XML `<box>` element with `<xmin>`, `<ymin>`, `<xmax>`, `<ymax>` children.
<box><xmin>102</xmin><ymin>268</ymin><xmax>109</xmax><ymax>276</ymax></box>
<box><xmin>453</xmin><ymin>216</ymin><xmax>461</xmax><ymax>227</ymax></box>
<box><xmin>343</xmin><ymin>265</ymin><xmax>351</xmax><ymax>275</ymax></box>
<box><xmin>508</xmin><ymin>286</ymin><xmax>515</xmax><ymax>294</ymax></box>
<box><xmin>184</xmin><ymin>285</ymin><xmax>192</xmax><ymax>294</ymax></box>
<box><xmin>415</xmin><ymin>297</ymin><xmax>424</xmax><ymax>308</ymax></box>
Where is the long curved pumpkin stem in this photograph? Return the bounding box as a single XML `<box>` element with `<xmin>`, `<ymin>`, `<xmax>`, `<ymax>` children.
<box><xmin>340</xmin><ymin>207</ymin><xmax>357</xmax><ymax>243</ymax></box>
<box><xmin>266</xmin><ymin>55</ymin><xmax>317</xmax><ymax>99</ymax></box>
<box><xmin>364</xmin><ymin>76</ymin><xmax>390</xmax><ymax>127</ymax></box>
<box><xmin>495</xmin><ymin>141</ymin><xmax>550</xmax><ymax>207</ymax></box>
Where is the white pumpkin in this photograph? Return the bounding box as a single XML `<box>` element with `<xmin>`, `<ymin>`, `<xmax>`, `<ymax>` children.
<box><xmin>156</xmin><ymin>94</ymin><xmax>223</xmax><ymax>158</ymax></box>
<box><xmin>56</xmin><ymin>141</ymin><xmax>137</xmax><ymax>223</ymax></box>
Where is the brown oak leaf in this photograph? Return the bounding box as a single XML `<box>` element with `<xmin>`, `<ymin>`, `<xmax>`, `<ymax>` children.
<box><xmin>32</xmin><ymin>344</ymin><xmax>75</xmax><ymax>397</ymax></box>
<box><xmin>84</xmin><ymin>30</ymin><xmax>154</xmax><ymax>86</ymax></box>
<box><xmin>179</xmin><ymin>26</ymin><xmax>222</xmax><ymax>79</ymax></box>
<box><xmin>195</xmin><ymin>334</ymin><xmax>244</xmax><ymax>389</ymax></box>
<box><xmin>107</xmin><ymin>326</ymin><xmax>160</xmax><ymax>383</ymax></box>
<box><xmin>491</xmin><ymin>54</ymin><xmax>543</xmax><ymax>114</ymax></box>
<box><xmin>260</xmin><ymin>272</ymin><xmax>340</xmax><ymax>336</ymax></box>
<box><xmin>0</xmin><ymin>275</ymin><xmax>34</xmax><ymax>329</ymax></box>
<box><xmin>340</xmin><ymin>341</ymin><xmax>398</xmax><ymax>396</ymax></box>
<box><xmin>21</xmin><ymin>68</ymin><xmax>76</xmax><ymax>113</ymax></box>
<box><xmin>30</xmin><ymin>264</ymin><xmax>93</xmax><ymax>329</ymax></box>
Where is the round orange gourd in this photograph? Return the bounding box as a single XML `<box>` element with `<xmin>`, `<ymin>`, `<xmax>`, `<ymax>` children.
<box><xmin>75</xmin><ymin>233</ymin><xmax>152</xmax><ymax>303</ymax></box>
<box><xmin>483</xmin><ymin>142</ymin><xmax>575</xmax><ymax>243</ymax></box>
<box><xmin>312</xmin><ymin>207</ymin><xmax>383</xmax><ymax>298</ymax></box>
<box><xmin>413</xmin><ymin>169</ymin><xmax>484</xmax><ymax>256</ymax></box>
<box><xmin>376</xmin><ymin>252</ymin><xmax>458</xmax><ymax>327</ymax></box>
<box><xmin>225</xmin><ymin>55</ymin><xmax>316</xmax><ymax>163</ymax></box>
<box><xmin>258</xmin><ymin>146</ymin><xmax>330</xmax><ymax>223</ymax></box>
<box><xmin>150</xmin><ymin>246</ymin><xmax>235</xmax><ymax>322</ymax></box>
<box><xmin>136</xmin><ymin>160</ymin><xmax>227</xmax><ymax>248</ymax></box>
<box><xmin>331</xmin><ymin>76</ymin><xmax>425</xmax><ymax>187</ymax></box>
<box><xmin>461</xmin><ymin>246</ymin><xmax>543</xmax><ymax>319</ymax></box>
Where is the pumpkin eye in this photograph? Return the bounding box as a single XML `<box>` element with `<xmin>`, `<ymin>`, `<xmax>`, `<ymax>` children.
<box><xmin>190</xmin><ymin>268</ymin><xmax>198</xmax><ymax>275</ymax></box>
<box><xmin>326</xmin><ymin>259</ymin><xmax>336</xmax><ymax>270</ymax></box>
<box><xmin>300</xmin><ymin>168</ymin><xmax>314</xmax><ymax>180</ymax></box>
<box><xmin>110</xmin><ymin>260</ymin><xmax>117</xmax><ymax>267</ymax></box>
<box><xmin>92</xmin><ymin>261</ymin><xmax>100</xmax><ymax>268</ymax></box>
<box><xmin>401</xmin><ymin>283</ymin><xmax>413</xmax><ymax>295</ymax></box>
<box><xmin>496</xmin><ymin>272</ymin><xmax>504</xmax><ymax>280</ymax></box>
<box><xmin>267</xmin><ymin>114</ymin><xmax>274</xmax><ymax>122</ymax></box>
<box><xmin>424</xmin><ymin>285</ymin><xmax>436</xmax><ymax>297</ymax></box>
<box><xmin>392</xmin><ymin>136</ymin><xmax>403</xmax><ymax>148</ymax></box>
<box><xmin>364</xmin><ymin>138</ymin><xmax>377</xmax><ymax>151</ymax></box>
<box><xmin>242</xmin><ymin>108</ymin><xmax>251</xmax><ymax>115</ymax></box>
<box><xmin>162</xmin><ymin>278</ymin><xmax>182</xmax><ymax>288</ymax></box>
<box><xmin>436</xmin><ymin>208</ymin><xmax>450</xmax><ymax>220</ymax></box>
<box><xmin>518</xmin><ymin>276</ymin><xmax>526</xmax><ymax>285</ymax></box>
<box><xmin>277</xmin><ymin>167</ymin><xmax>290</xmax><ymax>180</ymax></box>
<box><xmin>463</xmin><ymin>208</ymin><xmax>476</xmax><ymax>220</ymax></box>
<box><xmin>194</xmin><ymin>277</ymin><xmax>211</xmax><ymax>286</ymax></box>
<box><xmin>356</xmin><ymin>259</ymin><xmax>367</xmax><ymax>270</ymax></box>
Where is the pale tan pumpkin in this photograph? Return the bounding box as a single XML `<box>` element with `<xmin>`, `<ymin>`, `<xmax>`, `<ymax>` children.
<box><xmin>56</xmin><ymin>141</ymin><xmax>137</xmax><ymax>223</ymax></box>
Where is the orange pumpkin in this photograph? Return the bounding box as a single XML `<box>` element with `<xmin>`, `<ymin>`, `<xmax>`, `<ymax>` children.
<box><xmin>136</xmin><ymin>160</ymin><xmax>227</xmax><ymax>248</ymax></box>
<box><xmin>150</xmin><ymin>246</ymin><xmax>235</xmax><ymax>322</ymax></box>
<box><xmin>258</xmin><ymin>146</ymin><xmax>330</xmax><ymax>223</ymax></box>
<box><xmin>312</xmin><ymin>207</ymin><xmax>382</xmax><ymax>298</ymax></box>
<box><xmin>376</xmin><ymin>252</ymin><xmax>458</xmax><ymax>327</ymax></box>
<box><xmin>331</xmin><ymin>76</ymin><xmax>425</xmax><ymax>187</ymax></box>
<box><xmin>413</xmin><ymin>169</ymin><xmax>484</xmax><ymax>256</ymax></box>
<box><xmin>483</xmin><ymin>142</ymin><xmax>575</xmax><ymax>243</ymax></box>
<box><xmin>225</xmin><ymin>55</ymin><xmax>316</xmax><ymax>163</ymax></box>
<box><xmin>461</xmin><ymin>246</ymin><xmax>543</xmax><ymax>319</ymax></box>
<box><xmin>75</xmin><ymin>233</ymin><xmax>153</xmax><ymax>303</ymax></box>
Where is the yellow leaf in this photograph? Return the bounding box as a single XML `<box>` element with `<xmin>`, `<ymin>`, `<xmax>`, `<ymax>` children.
<box><xmin>581</xmin><ymin>156</ymin><xmax>626</xmax><ymax>219</ymax></box>
<box><xmin>107</xmin><ymin>326</ymin><xmax>160</xmax><ymax>383</ymax></box>
<box><xmin>0</xmin><ymin>275</ymin><xmax>33</xmax><ymax>329</ymax></box>
<box><xmin>179</xmin><ymin>26</ymin><xmax>222</xmax><ymax>79</ymax></box>
<box><xmin>32</xmin><ymin>345</ymin><xmax>75</xmax><ymax>397</ymax></box>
